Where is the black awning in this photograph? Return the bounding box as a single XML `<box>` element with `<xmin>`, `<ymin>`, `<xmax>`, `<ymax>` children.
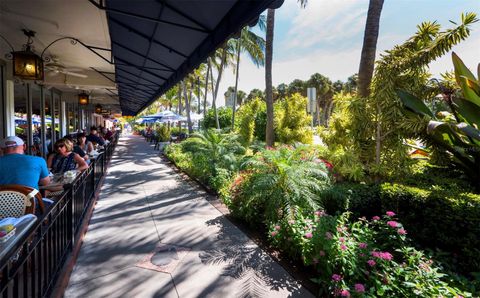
<box><xmin>105</xmin><ymin>0</ymin><xmax>283</xmax><ymax>116</ymax></box>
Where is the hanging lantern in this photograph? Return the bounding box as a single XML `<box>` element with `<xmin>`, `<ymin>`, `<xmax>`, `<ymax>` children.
<box><xmin>78</xmin><ymin>92</ymin><xmax>89</xmax><ymax>105</ymax></box>
<box><xmin>95</xmin><ymin>104</ymin><xmax>102</xmax><ymax>114</ymax></box>
<box><xmin>12</xmin><ymin>30</ymin><xmax>44</xmax><ymax>80</ymax></box>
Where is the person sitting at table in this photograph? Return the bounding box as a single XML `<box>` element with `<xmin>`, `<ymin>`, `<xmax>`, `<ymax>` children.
<box><xmin>0</xmin><ymin>136</ymin><xmax>50</xmax><ymax>190</ymax></box>
<box><xmin>86</xmin><ymin>126</ymin><xmax>105</xmax><ymax>146</ymax></box>
<box><xmin>47</xmin><ymin>138</ymin><xmax>88</xmax><ymax>174</ymax></box>
<box><xmin>74</xmin><ymin>133</ymin><xmax>93</xmax><ymax>163</ymax></box>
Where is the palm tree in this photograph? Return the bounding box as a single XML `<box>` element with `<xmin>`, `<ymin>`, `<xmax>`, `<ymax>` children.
<box><xmin>357</xmin><ymin>0</ymin><xmax>385</xmax><ymax>98</ymax></box>
<box><xmin>265</xmin><ymin>8</ymin><xmax>275</xmax><ymax>147</ymax></box>
<box><xmin>231</xmin><ymin>17</ymin><xmax>266</xmax><ymax>129</ymax></box>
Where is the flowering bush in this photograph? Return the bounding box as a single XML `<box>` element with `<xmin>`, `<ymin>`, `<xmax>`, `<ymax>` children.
<box><xmin>269</xmin><ymin>211</ymin><xmax>471</xmax><ymax>297</ymax></box>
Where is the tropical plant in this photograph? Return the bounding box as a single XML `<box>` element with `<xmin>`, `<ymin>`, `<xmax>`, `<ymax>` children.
<box><xmin>231</xmin><ymin>17</ymin><xmax>266</xmax><ymax>129</ymax></box>
<box><xmin>186</xmin><ymin>129</ymin><xmax>245</xmax><ymax>173</ymax></box>
<box><xmin>235</xmin><ymin>98</ymin><xmax>266</xmax><ymax>146</ymax></box>
<box><xmin>276</xmin><ymin>93</ymin><xmax>313</xmax><ymax>144</ymax></box>
<box><xmin>397</xmin><ymin>52</ymin><xmax>480</xmax><ymax>186</ymax></box>
<box><xmin>156</xmin><ymin>125</ymin><xmax>171</xmax><ymax>142</ymax></box>
<box><xmin>202</xmin><ymin>107</ymin><xmax>233</xmax><ymax>130</ymax></box>
<box><xmin>357</xmin><ymin>0</ymin><xmax>385</xmax><ymax>98</ymax></box>
<box><xmin>230</xmin><ymin>145</ymin><xmax>331</xmax><ymax>223</ymax></box>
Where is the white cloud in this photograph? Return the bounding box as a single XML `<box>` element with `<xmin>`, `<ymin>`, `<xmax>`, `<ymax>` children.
<box><xmin>284</xmin><ymin>0</ymin><xmax>368</xmax><ymax>50</ymax></box>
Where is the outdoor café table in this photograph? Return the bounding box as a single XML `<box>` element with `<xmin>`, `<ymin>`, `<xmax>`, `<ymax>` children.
<box><xmin>0</xmin><ymin>214</ymin><xmax>37</xmax><ymax>261</ymax></box>
<box><xmin>39</xmin><ymin>171</ymin><xmax>79</xmax><ymax>198</ymax></box>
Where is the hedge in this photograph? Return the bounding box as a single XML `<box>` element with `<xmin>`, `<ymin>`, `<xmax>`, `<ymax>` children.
<box><xmin>323</xmin><ymin>181</ymin><xmax>480</xmax><ymax>274</ymax></box>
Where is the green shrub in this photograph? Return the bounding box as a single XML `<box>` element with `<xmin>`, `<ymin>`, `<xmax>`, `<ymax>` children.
<box><xmin>235</xmin><ymin>98</ymin><xmax>266</xmax><ymax>146</ymax></box>
<box><xmin>320</xmin><ymin>182</ymin><xmax>381</xmax><ymax>218</ymax></box>
<box><xmin>155</xmin><ymin>125</ymin><xmax>171</xmax><ymax>142</ymax></box>
<box><xmin>202</xmin><ymin>107</ymin><xmax>233</xmax><ymax>129</ymax></box>
<box><xmin>379</xmin><ymin>183</ymin><xmax>480</xmax><ymax>274</ymax></box>
<box><xmin>275</xmin><ymin>93</ymin><xmax>313</xmax><ymax>144</ymax></box>
<box><xmin>228</xmin><ymin>145</ymin><xmax>332</xmax><ymax>224</ymax></box>
<box><xmin>269</xmin><ymin>211</ymin><xmax>471</xmax><ymax>297</ymax></box>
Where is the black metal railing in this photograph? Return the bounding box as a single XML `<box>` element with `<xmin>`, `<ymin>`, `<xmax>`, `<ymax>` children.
<box><xmin>0</xmin><ymin>132</ymin><xmax>119</xmax><ymax>298</ymax></box>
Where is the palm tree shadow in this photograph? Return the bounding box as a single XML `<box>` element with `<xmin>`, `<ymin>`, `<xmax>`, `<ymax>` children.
<box><xmin>199</xmin><ymin>216</ymin><xmax>311</xmax><ymax>298</ymax></box>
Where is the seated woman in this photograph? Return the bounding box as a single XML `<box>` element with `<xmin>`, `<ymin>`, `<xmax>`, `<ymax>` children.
<box><xmin>47</xmin><ymin>138</ymin><xmax>88</xmax><ymax>174</ymax></box>
<box><xmin>73</xmin><ymin>133</ymin><xmax>93</xmax><ymax>163</ymax></box>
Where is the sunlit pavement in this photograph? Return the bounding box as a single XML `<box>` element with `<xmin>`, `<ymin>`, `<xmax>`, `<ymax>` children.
<box><xmin>64</xmin><ymin>134</ymin><xmax>313</xmax><ymax>298</ymax></box>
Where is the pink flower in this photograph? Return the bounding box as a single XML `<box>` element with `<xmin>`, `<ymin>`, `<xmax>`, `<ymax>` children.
<box><xmin>387</xmin><ymin>221</ymin><xmax>399</xmax><ymax>228</ymax></box>
<box><xmin>288</xmin><ymin>220</ymin><xmax>295</xmax><ymax>225</ymax></box>
<box><xmin>314</xmin><ymin>210</ymin><xmax>325</xmax><ymax>217</ymax></box>
<box><xmin>304</xmin><ymin>232</ymin><xmax>313</xmax><ymax>239</ymax></box>
<box><xmin>319</xmin><ymin>250</ymin><xmax>325</xmax><ymax>256</ymax></box>
<box><xmin>340</xmin><ymin>289</ymin><xmax>350</xmax><ymax>297</ymax></box>
<box><xmin>359</xmin><ymin>253</ymin><xmax>365</xmax><ymax>257</ymax></box>
<box><xmin>340</xmin><ymin>244</ymin><xmax>347</xmax><ymax>250</ymax></box>
<box><xmin>332</xmin><ymin>274</ymin><xmax>342</xmax><ymax>282</ymax></box>
<box><xmin>372</xmin><ymin>216</ymin><xmax>380</xmax><ymax>221</ymax></box>
<box><xmin>274</xmin><ymin>225</ymin><xmax>281</xmax><ymax>231</ymax></box>
<box><xmin>325</xmin><ymin>232</ymin><xmax>333</xmax><ymax>239</ymax></box>
<box><xmin>339</xmin><ymin>237</ymin><xmax>345</xmax><ymax>243</ymax></box>
<box><xmin>380</xmin><ymin>252</ymin><xmax>393</xmax><ymax>261</ymax></box>
<box><xmin>397</xmin><ymin>228</ymin><xmax>407</xmax><ymax>235</ymax></box>
<box><xmin>270</xmin><ymin>231</ymin><xmax>278</xmax><ymax>237</ymax></box>
<box><xmin>371</xmin><ymin>251</ymin><xmax>381</xmax><ymax>258</ymax></box>
<box><xmin>354</xmin><ymin>284</ymin><xmax>365</xmax><ymax>293</ymax></box>
<box><xmin>358</xmin><ymin>242</ymin><xmax>368</xmax><ymax>249</ymax></box>
<box><xmin>386</xmin><ymin>211</ymin><xmax>396</xmax><ymax>217</ymax></box>
<box><xmin>367</xmin><ymin>259</ymin><xmax>376</xmax><ymax>267</ymax></box>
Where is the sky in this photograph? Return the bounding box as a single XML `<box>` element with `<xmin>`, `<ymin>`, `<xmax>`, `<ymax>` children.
<box><xmin>216</xmin><ymin>0</ymin><xmax>480</xmax><ymax>106</ymax></box>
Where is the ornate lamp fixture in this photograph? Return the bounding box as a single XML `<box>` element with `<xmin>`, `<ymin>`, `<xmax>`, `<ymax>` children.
<box><xmin>78</xmin><ymin>92</ymin><xmax>89</xmax><ymax>105</ymax></box>
<box><xmin>12</xmin><ymin>30</ymin><xmax>44</xmax><ymax>80</ymax></box>
<box><xmin>95</xmin><ymin>104</ymin><xmax>102</xmax><ymax>114</ymax></box>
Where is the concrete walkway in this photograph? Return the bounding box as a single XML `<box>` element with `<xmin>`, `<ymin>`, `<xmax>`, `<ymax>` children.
<box><xmin>65</xmin><ymin>135</ymin><xmax>313</xmax><ymax>298</ymax></box>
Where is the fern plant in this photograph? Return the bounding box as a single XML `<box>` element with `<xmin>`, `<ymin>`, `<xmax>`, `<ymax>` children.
<box><xmin>232</xmin><ymin>145</ymin><xmax>331</xmax><ymax>224</ymax></box>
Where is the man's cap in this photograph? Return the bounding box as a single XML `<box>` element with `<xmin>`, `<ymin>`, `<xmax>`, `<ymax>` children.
<box><xmin>0</xmin><ymin>136</ymin><xmax>25</xmax><ymax>148</ymax></box>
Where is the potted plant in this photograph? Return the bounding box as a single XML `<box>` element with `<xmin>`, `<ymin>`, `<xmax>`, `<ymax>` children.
<box><xmin>156</xmin><ymin>125</ymin><xmax>171</xmax><ymax>152</ymax></box>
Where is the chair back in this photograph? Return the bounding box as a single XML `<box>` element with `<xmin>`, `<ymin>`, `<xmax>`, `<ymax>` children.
<box><xmin>0</xmin><ymin>185</ymin><xmax>43</xmax><ymax>220</ymax></box>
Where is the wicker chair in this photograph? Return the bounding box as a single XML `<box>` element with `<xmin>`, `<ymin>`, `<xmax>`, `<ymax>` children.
<box><xmin>0</xmin><ymin>185</ymin><xmax>45</xmax><ymax>220</ymax></box>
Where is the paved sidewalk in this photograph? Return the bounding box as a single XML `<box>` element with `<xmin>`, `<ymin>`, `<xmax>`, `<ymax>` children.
<box><xmin>65</xmin><ymin>135</ymin><xmax>313</xmax><ymax>298</ymax></box>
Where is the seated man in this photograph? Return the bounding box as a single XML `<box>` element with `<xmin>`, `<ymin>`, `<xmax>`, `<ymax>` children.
<box><xmin>0</xmin><ymin>136</ymin><xmax>50</xmax><ymax>190</ymax></box>
<box><xmin>0</xmin><ymin>136</ymin><xmax>51</xmax><ymax>215</ymax></box>
<box><xmin>86</xmin><ymin>126</ymin><xmax>105</xmax><ymax>146</ymax></box>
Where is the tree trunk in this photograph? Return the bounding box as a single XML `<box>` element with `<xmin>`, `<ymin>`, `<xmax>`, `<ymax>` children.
<box><xmin>232</xmin><ymin>36</ymin><xmax>242</xmax><ymax>131</ymax></box>
<box><xmin>375</xmin><ymin>102</ymin><xmax>382</xmax><ymax>182</ymax></box>
<box><xmin>184</xmin><ymin>81</ymin><xmax>193</xmax><ymax>134</ymax></box>
<box><xmin>177</xmin><ymin>84</ymin><xmax>183</xmax><ymax>114</ymax></box>
<box><xmin>213</xmin><ymin>46</ymin><xmax>228</xmax><ymax>130</ymax></box>
<box><xmin>357</xmin><ymin>0</ymin><xmax>384</xmax><ymax>98</ymax></box>
<box><xmin>204</xmin><ymin>60</ymin><xmax>210</xmax><ymax>119</ymax></box>
<box><xmin>265</xmin><ymin>8</ymin><xmax>275</xmax><ymax>147</ymax></box>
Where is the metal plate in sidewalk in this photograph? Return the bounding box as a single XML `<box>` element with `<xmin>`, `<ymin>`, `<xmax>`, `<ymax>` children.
<box><xmin>136</xmin><ymin>243</ymin><xmax>190</xmax><ymax>273</ymax></box>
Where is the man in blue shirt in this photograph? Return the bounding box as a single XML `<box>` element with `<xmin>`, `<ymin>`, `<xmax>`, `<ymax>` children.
<box><xmin>86</xmin><ymin>126</ymin><xmax>105</xmax><ymax>146</ymax></box>
<box><xmin>0</xmin><ymin>136</ymin><xmax>50</xmax><ymax>190</ymax></box>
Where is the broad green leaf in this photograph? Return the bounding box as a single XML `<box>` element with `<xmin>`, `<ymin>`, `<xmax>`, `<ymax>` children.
<box><xmin>396</xmin><ymin>90</ymin><xmax>434</xmax><ymax>118</ymax></box>
<box><xmin>453</xmin><ymin>97</ymin><xmax>480</xmax><ymax>127</ymax></box>
<box><xmin>464</xmin><ymin>76</ymin><xmax>480</xmax><ymax>95</ymax></box>
<box><xmin>452</xmin><ymin>52</ymin><xmax>476</xmax><ymax>84</ymax></box>
<box><xmin>459</xmin><ymin>76</ymin><xmax>480</xmax><ymax>107</ymax></box>
<box><xmin>456</xmin><ymin>122</ymin><xmax>480</xmax><ymax>141</ymax></box>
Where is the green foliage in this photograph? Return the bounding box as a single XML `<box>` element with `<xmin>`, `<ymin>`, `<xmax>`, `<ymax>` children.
<box><xmin>269</xmin><ymin>212</ymin><xmax>471</xmax><ymax>297</ymax></box>
<box><xmin>165</xmin><ymin>129</ymin><xmax>245</xmax><ymax>192</ymax></box>
<box><xmin>228</xmin><ymin>145</ymin><xmax>331</xmax><ymax>224</ymax></box>
<box><xmin>380</xmin><ymin>182</ymin><xmax>480</xmax><ymax>275</ymax></box>
<box><xmin>155</xmin><ymin>125</ymin><xmax>171</xmax><ymax>142</ymax></box>
<box><xmin>202</xmin><ymin>107</ymin><xmax>233</xmax><ymax>129</ymax></box>
<box><xmin>275</xmin><ymin>93</ymin><xmax>313</xmax><ymax>144</ymax></box>
<box><xmin>318</xmin><ymin>93</ymin><xmax>368</xmax><ymax>181</ymax></box>
<box><xmin>235</xmin><ymin>98</ymin><xmax>266</xmax><ymax>146</ymax></box>
<box><xmin>398</xmin><ymin>52</ymin><xmax>480</xmax><ymax>186</ymax></box>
